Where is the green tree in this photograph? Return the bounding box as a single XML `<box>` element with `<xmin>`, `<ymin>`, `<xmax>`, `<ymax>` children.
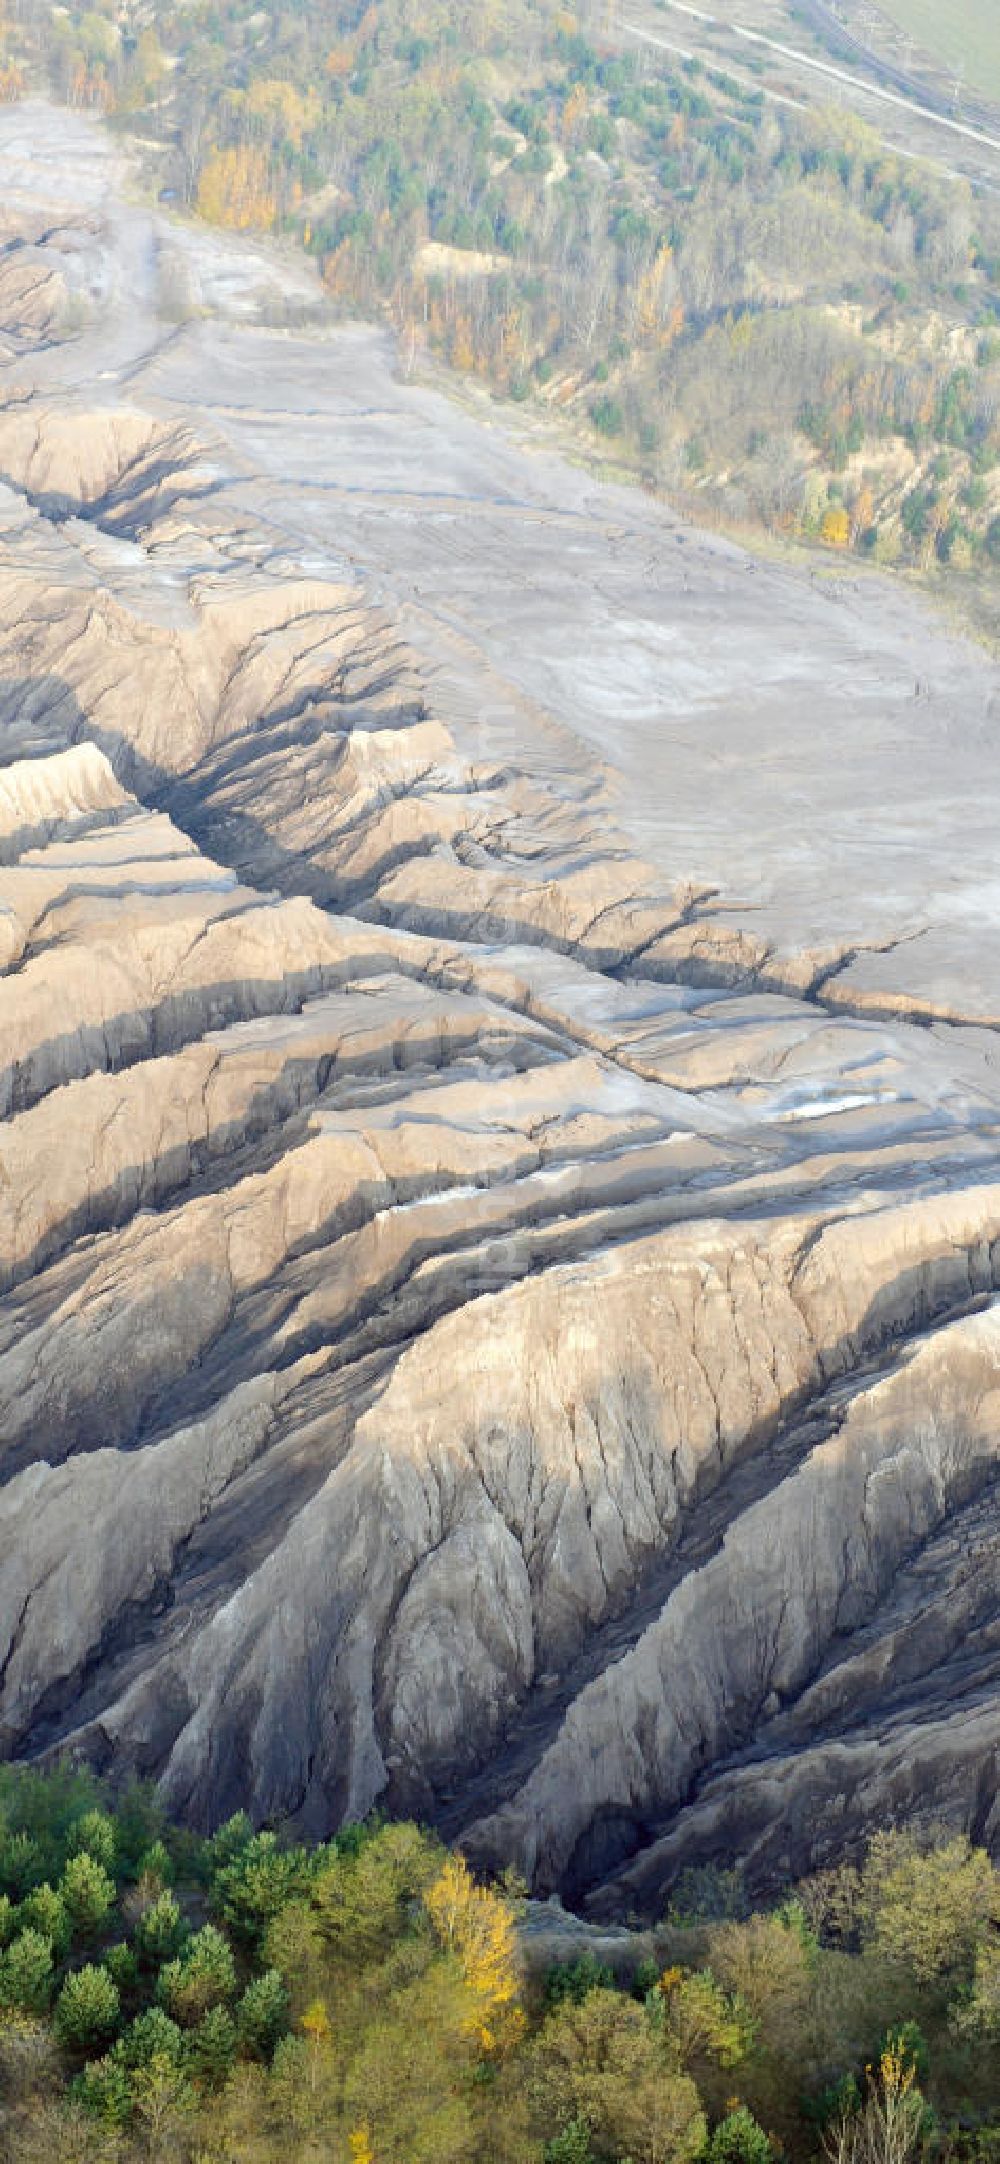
<box><xmin>129</xmin><ymin>2049</ymin><xmax>196</xmax><ymax>2158</ymax></box>
<box><xmin>312</xmin><ymin>1822</ymin><xmax>442</xmax><ymax>1966</ymax></box>
<box><xmin>189</xmin><ymin>2002</ymin><xmax>238</xmax><ymax>2088</ymax></box>
<box><xmin>20</xmin><ymin>1882</ymin><xmax>71</xmax><ymax>1956</ymax></box>
<box><xmin>951</xmin><ymin>1939</ymin><xmax>1000</xmax><ymax>2038</ymax></box>
<box><xmin>72</xmin><ymin>2052</ymin><xmax>132</xmax><ymax>2126</ymax></box>
<box><xmin>115</xmin><ymin>2006</ymin><xmax>184</xmax><ymax>2069</ymax></box>
<box><xmin>103</xmin><ymin>1941</ymin><xmax>138</xmax><ymax>1993</ymax></box>
<box><xmin>661</xmin><ymin>1967</ymin><xmax>755</xmax><ymax>2070</ymax></box>
<box><xmin>545</xmin><ymin>1952</ymin><xmax>615</xmax><ymax>2010</ymax></box>
<box><xmin>53</xmin><ymin>1965</ymin><xmax>121</xmax><ymax>2053</ymax></box>
<box><xmin>137</xmin><ymin>1840</ymin><xmax>172</xmax><ymax>1889</ymax></box>
<box><xmin>707</xmin><ymin>1912</ymin><xmax>814</xmax><ymax>2056</ymax></box>
<box><xmin>708</xmin><ymin>2105</ymin><xmax>773</xmax><ymax>2164</ymax></box>
<box><xmin>545</xmin><ymin>2122</ymin><xmax>595</xmax><ymax>2163</ymax></box>
<box><xmin>236</xmin><ymin>1968</ymin><xmax>289</xmax><ymax>2057</ymax></box>
<box><xmin>134</xmin><ymin>1890</ymin><xmax>187</xmax><ymax>1965</ymax></box>
<box><xmin>60</xmin><ymin>1852</ymin><xmax>116</xmax><ymax>1941</ymax></box>
<box><xmin>68</xmin><ymin>1812</ymin><xmax>117</xmax><ymax>1874</ymax></box>
<box><xmin>157</xmin><ymin>1923</ymin><xmax>237</xmax><ymax>2023</ymax></box>
<box><xmin>0</xmin><ymin>1930</ymin><xmax>55</xmax><ymax>2015</ymax></box>
<box><xmin>0</xmin><ymin>1832</ymin><xmax>45</xmax><ymax>1898</ymax></box>
<box><xmin>213</xmin><ymin>1831</ymin><xmax>314</xmax><ymax>1947</ymax></box>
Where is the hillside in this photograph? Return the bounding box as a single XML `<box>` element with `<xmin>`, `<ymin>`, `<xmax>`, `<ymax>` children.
<box><xmin>1</xmin><ymin>100</ymin><xmax>1000</xmax><ymax>1933</ymax></box>
<box><xmin>4</xmin><ymin>0</ymin><xmax>1000</xmax><ymax>583</ymax></box>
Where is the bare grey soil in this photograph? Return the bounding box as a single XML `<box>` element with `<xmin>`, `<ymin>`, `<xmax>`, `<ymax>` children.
<box><xmin>3</xmin><ymin>105</ymin><xmax>1000</xmax><ymax>1910</ymax></box>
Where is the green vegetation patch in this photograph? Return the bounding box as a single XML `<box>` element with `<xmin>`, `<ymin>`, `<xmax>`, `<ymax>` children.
<box><xmin>2</xmin><ymin>1768</ymin><xmax>1000</xmax><ymax>2160</ymax></box>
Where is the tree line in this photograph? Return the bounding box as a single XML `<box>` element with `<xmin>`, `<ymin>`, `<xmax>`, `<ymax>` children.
<box><xmin>2</xmin><ymin>1765</ymin><xmax>1000</xmax><ymax>2162</ymax></box>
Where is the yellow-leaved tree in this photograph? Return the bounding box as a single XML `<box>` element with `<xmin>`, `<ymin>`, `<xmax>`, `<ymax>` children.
<box><xmin>196</xmin><ymin>144</ymin><xmax>277</xmax><ymax>231</ymax></box>
<box><xmin>424</xmin><ymin>1853</ymin><xmax>525</xmax><ymax>2056</ymax></box>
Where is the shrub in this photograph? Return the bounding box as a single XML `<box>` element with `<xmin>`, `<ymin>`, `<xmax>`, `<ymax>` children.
<box><xmin>53</xmin><ymin>1965</ymin><xmax>121</xmax><ymax>2053</ymax></box>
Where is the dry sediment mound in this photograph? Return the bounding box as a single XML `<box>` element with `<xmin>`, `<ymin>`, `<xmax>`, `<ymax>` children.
<box><xmin>3</xmin><ymin>167</ymin><xmax>1000</xmax><ymax>1910</ymax></box>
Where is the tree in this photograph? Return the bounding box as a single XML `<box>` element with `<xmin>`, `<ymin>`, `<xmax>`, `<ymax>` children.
<box><xmin>660</xmin><ymin>1968</ymin><xmax>755</xmax><ymax>2071</ymax></box>
<box><xmin>950</xmin><ymin>1938</ymin><xmax>1000</xmax><ymax>2038</ymax></box>
<box><xmin>53</xmin><ymin>1966</ymin><xmax>120</xmax><ymax>2054</ymax></box>
<box><xmin>263</xmin><ymin>1897</ymin><xmax>324</xmax><ymax>2007</ymax></box>
<box><xmin>68</xmin><ymin>1812</ymin><xmax>116</xmax><ymax>1873</ymax></box>
<box><xmin>546</xmin><ymin>1952</ymin><xmax>617</xmax><ymax>2011</ymax></box>
<box><xmin>312</xmin><ymin>1822</ymin><xmax>441</xmax><ymax>1967</ymax></box>
<box><xmin>20</xmin><ymin>1883</ymin><xmax>71</xmax><ymax>1957</ymax></box>
<box><xmin>0</xmin><ymin>2010</ymin><xmax>58</xmax><ymax>2103</ymax></box>
<box><xmin>821</xmin><ymin>504</ymin><xmax>851</xmax><ymax>548</ymax></box>
<box><xmin>708</xmin><ymin>2105</ymin><xmax>773</xmax><ymax>2164</ymax></box>
<box><xmin>196</xmin><ymin>144</ymin><xmax>277</xmax><ymax>231</ymax></box>
<box><xmin>189</xmin><ymin>2003</ymin><xmax>238</xmax><ymax>2088</ymax></box>
<box><xmin>103</xmin><ymin>1942</ymin><xmax>138</xmax><ymax>1994</ymax></box>
<box><xmin>341</xmin><ymin>1969</ymin><xmax>478</xmax><ymax>2164</ymax></box>
<box><xmin>707</xmin><ymin>1914</ymin><xmax>814</xmax><ymax>2056</ymax></box>
<box><xmin>72</xmin><ymin>2052</ymin><xmax>131</xmax><ymax>2126</ymax></box>
<box><xmin>425</xmin><ymin>1853</ymin><xmax>524</xmax><ymax>2055</ymax></box>
<box><xmin>212</xmin><ymin>1831</ymin><xmax>314</xmax><ymax>1947</ymax></box>
<box><xmin>129</xmin><ymin>2049</ymin><xmax>196</xmax><ymax>2159</ymax></box>
<box><xmin>133</xmin><ymin>1891</ymin><xmax>186</xmax><ymax>1965</ymax></box>
<box><xmin>157</xmin><ymin>1923</ymin><xmax>236</xmax><ymax>2023</ymax></box>
<box><xmin>116</xmin><ymin>2007</ymin><xmax>184</xmax><ymax>2068</ymax></box>
<box><xmin>0</xmin><ymin>1931</ymin><xmax>55</xmax><ymax>2015</ymax></box>
<box><xmin>60</xmin><ymin>1853</ymin><xmax>115</xmax><ymax>1941</ymax></box>
<box><xmin>301</xmin><ymin>1996</ymin><xmax>332</xmax><ymax>2093</ymax></box>
<box><xmin>530</xmin><ymin>1988</ymin><xmax>707</xmax><ymax>2164</ymax></box>
<box><xmin>859</xmin><ymin>1835</ymin><xmax>997</xmax><ymax>1988</ymax></box>
<box><xmin>545</xmin><ymin>2122</ymin><xmax>595</xmax><ymax>2163</ymax></box>
<box><xmin>824</xmin><ymin>2040</ymin><xmax>926</xmax><ymax>2164</ymax></box>
<box><xmin>236</xmin><ymin>1968</ymin><xmax>288</xmax><ymax>2058</ymax></box>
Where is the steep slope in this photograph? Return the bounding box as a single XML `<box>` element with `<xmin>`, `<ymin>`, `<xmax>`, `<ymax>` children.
<box><xmin>3</xmin><ymin>103</ymin><xmax>1000</xmax><ymax>1909</ymax></box>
